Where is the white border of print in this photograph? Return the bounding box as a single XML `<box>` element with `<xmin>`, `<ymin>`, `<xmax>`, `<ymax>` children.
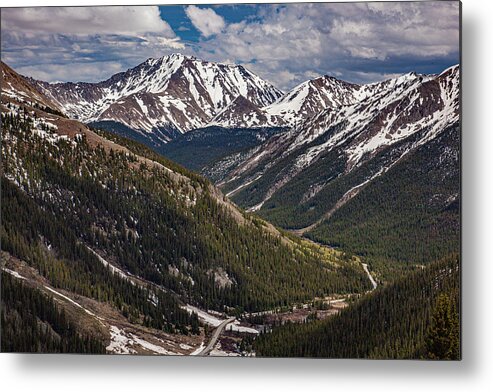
<box><xmin>1</xmin><ymin>1</ymin><xmax>492</xmax><ymax>392</ymax></box>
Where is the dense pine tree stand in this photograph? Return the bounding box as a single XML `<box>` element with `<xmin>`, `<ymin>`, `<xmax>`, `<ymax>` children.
<box><xmin>424</xmin><ymin>293</ymin><xmax>460</xmax><ymax>360</ymax></box>
<box><xmin>1</xmin><ymin>272</ymin><xmax>105</xmax><ymax>353</ymax></box>
<box><xmin>254</xmin><ymin>256</ymin><xmax>460</xmax><ymax>359</ymax></box>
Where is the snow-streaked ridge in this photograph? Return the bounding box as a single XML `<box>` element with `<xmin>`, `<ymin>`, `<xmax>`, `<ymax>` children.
<box><xmin>224</xmin><ymin>65</ymin><xmax>459</xmax><ymax>212</ymax></box>
<box><xmin>33</xmin><ymin>54</ymin><xmax>284</xmax><ymax>141</ymax></box>
<box><xmin>264</xmin><ymin>75</ymin><xmax>361</xmax><ymax>127</ymax></box>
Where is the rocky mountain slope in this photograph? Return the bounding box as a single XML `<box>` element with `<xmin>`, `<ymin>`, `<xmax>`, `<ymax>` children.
<box><xmin>264</xmin><ymin>75</ymin><xmax>363</xmax><ymax>127</ymax></box>
<box><xmin>30</xmin><ymin>54</ymin><xmax>284</xmax><ymax>144</ymax></box>
<box><xmin>209</xmin><ymin>95</ymin><xmax>283</xmax><ymax>128</ymax></box>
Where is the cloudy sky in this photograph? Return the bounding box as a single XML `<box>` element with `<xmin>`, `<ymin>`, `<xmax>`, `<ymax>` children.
<box><xmin>1</xmin><ymin>2</ymin><xmax>460</xmax><ymax>90</ymax></box>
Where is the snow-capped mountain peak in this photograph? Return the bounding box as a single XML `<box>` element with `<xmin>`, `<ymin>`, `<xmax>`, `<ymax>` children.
<box><xmin>30</xmin><ymin>54</ymin><xmax>284</xmax><ymax>144</ymax></box>
<box><xmin>264</xmin><ymin>75</ymin><xmax>361</xmax><ymax>127</ymax></box>
<box><xmin>209</xmin><ymin>95</ymin><xmax>285</xmax><ymax>128</ymax></box>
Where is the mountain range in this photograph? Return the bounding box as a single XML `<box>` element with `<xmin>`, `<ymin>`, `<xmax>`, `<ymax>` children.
<box><xmin>30</xmin><ymin>54</ymin><xmax>284</xmax><ymax>144</ymax></box>
<box><xmin>28</xmin><ymin>54</ymin><xmax>457</xmax><ymax>135</ymax></box>
<box><xmin>1</xmin><ymin>60</ymin><xmax>371</xmax><ymax>355</ymax></box>
<box><xmin>4</xmin><ymin>54</ymin><xmax>461</xmax><ymax>263</ymax></box>
<box><xmin>15</xmin><ymin>55</ymin><xmax>461</xmax><ymax>264</ymax></box>
<box><xmin>1</xmin><ymin>54</ymin><xmax>460</xmax><ymax>356</ymax></box>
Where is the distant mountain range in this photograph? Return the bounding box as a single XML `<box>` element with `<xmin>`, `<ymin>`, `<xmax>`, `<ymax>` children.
<box><xmin>8</xmin><ymin>55</ymin><xmax>461</xmax><ymax>265</ymax></box>
<box><xmin>27</xmin><ymin>53</ymin><xmax>458</xmax><ymax>136</ymax></box>
<box><xmin>30</xmin><ymin>54</ymin><xmax>284</xmax><ymax>144</ymax></box>
<box><xmin>26</xmin><ymin>54</ymin><xmax>454</xmax><ymax>147</ymax></box>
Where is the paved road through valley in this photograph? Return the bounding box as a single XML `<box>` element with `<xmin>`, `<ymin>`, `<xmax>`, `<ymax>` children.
<box><xmin>199</xmin><ymin>317</ymin><xmax>236</xmax><ymax>356</ymax></box>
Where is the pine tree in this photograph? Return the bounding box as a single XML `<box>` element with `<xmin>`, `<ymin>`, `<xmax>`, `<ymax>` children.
<box><xmin>424</xmin><ymin>293</ymin><xmax>460</xmax><ymax>360</ymax></box>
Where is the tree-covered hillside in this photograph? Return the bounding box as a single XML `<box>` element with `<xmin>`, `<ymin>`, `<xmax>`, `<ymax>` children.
<box><xmin>1</xmin><ymin>104</ymin><xmax>370</xmax><ymax>322</ymax></box>
<box><xmin>307</xmin><ymin>124</ymin><xmax>460</xmax><ymax>265</ymax></box>
<box><xmin>160</xmin><ymin>126</ymin><xmax>286</xmax><ymax>175</ymax></box>
<box><xmin>254</xmin><ymin>255</ymin><xmax>460</xmax><ymax>359</ymax></box>
<box><xmin>1</xmin><ymin>272</ymin><xmax>106</xmax><ymax>353</ymax></box>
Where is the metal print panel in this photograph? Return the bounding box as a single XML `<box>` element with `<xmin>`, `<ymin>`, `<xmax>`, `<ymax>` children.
<box><xmin>0</xmin><ymin>1</ymin><xmax>461</xmax><ymax>359</ymax></box>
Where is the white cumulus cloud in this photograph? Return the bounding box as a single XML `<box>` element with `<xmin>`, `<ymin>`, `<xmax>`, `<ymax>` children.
<box><xmin>1</xmin><ymin>6</ymin><xmax>186</xmax><ymax>83</ymax></box>
<box><xmin>191</xmin><ymin>2</ymin><xmax>459</xmax><ymax>89</ymax></box>
<box><xmin>1</xmin><ymin>3</ymin><xmax>460</xmax><ymax>88</ymax></box>
<box><xmin>185</xmin><ymin>6</ymin><xmax>226</xmax><ymax>38</ymax></box>
<box><xmin>2</xmin><ymin>6</ymin><xmax>175</xmax><ymax>37</ymax></box>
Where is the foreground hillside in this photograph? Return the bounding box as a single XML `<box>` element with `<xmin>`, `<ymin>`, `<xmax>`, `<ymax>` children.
<box><xmin>1</xmin><ymin>271</ymin><xmax>106</xmax><ymax>353</ymax></box>
<box><xmin>254</xmin><ymin>255</ymin><xmax>460</xmax><ymax>359</ymax></box>
<box><xmin>1</xmin><ymin>61</ymin><xmax>371</xmax><ymax>353</ymax></box>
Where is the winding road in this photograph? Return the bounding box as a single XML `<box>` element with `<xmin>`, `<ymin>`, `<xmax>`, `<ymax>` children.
<box><xmin>198</xmin><ymin>317</ymin><xmax>236</xmax><ymax>356</ymax></box>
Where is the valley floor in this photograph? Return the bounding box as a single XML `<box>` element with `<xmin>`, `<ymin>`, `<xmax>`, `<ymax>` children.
<box><xmin>1</xmin><ymin>236</ymin><xmax>379</xmax><ymax>356</ymax></box>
